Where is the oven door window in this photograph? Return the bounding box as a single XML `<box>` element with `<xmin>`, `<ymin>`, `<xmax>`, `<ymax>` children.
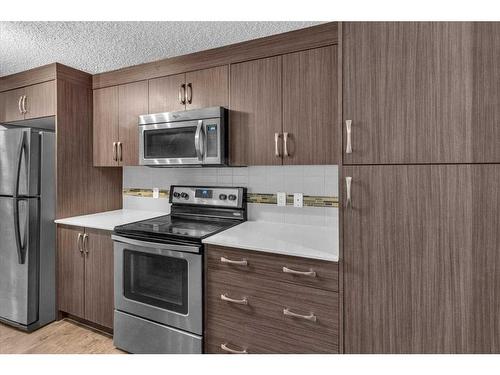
<box><xmin>123</xmin><ymin>250</ymin><xmax>188</xmax><ymax>314</ymax></box>
<box><xmin>144</xmin><ymin>127</ymin><xmax>197</xmax><ymax>159</ymax></box>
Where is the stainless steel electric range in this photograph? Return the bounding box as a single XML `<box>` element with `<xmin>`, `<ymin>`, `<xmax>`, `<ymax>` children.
<box><xmin>111</xmin><ymin>185</ymin><xmax>247</xmax><ymax>354</ymax></box>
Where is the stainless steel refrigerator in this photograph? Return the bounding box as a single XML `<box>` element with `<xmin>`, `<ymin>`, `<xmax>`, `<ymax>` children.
<box><xmin>0</xmin><ymin>127</ymin><xmax>55</xmax><ymax>331</ymax></box>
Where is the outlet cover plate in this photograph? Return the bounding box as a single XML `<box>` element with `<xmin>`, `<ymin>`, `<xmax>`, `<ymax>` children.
<box><xmin>153</xmin><ymin>188</ymin><xmax>160</xmax><ymax>199</ymax></box>
<box><xmin>277</xmin><ymin>192</ymin><xmax>286</xmax><ymax>207</ymax></box>
<box><xmin>293</xmin><ymin>193</ymin><xmax>303</xmax><ymax>207</ymax></box>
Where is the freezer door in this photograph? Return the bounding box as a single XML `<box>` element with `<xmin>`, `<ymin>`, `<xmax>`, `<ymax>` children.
<box><xmin>0</xmin><ymin>128</ymin><xmax>40</xmax><ymax>197</ymax></box>
<box><xmin>0</xmin><ymin>197</ymin><xmax>39</xmax><ymax>325</ymax></box>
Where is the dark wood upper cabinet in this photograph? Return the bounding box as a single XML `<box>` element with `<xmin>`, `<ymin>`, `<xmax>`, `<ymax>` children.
<box><xmin>93</xmin><ymin>86</ymin><xmax>119</xmax><ymax>167</ymax></box>
<box><xmin>0</xmin><ymin>81</ymin><xmax>55</xmax><ymax>123</ymax></box>
<box><xmin>93</xmin><ymin>81</ymin><xmax>147</xmax><ymax>166</ymax></box>
<box><xmin>343</xmin><ymin>164</ymin><xmax>500</xmax><ymax>353</ymax></box>
<box><xmin>148</xmin><ymin>73</ymin><xmax>186</xmax><ymax>114</ymax></box>
<box><xmin>24</xmin><ymin>80</ymin><xmax>56</xmax><ymax>120</ymax></box>
<box><xmin>185</xmin><ymin>66</ymin><xmax>228</xmax><ymax>109</ymax></box>
<box><xmin>84</xmin><ymin>228</ymin><xmax>114</xmax><ymax>329</ymax></box>
<box><xmin>0</xmin><ymin>87</ymin><xmax>25</xmax><ymax>122</ymax></box>
<box><xmin>343</xmin><ymin>22</ymin><xmax>500</xmax><ymax>164</ymax></box>
<box><xmin>57</xmin><ymin>225</ymin><xmax>85</xmax><ymax>319</ymax></box>
<box><xmin>148</xmin><ymin>66</ymin><xmax>228</xmax><ymax>114</ymax></box>
<box><xmin>229</xmin><ymin>56</ymin><xmax>282</xmax><ymax>166</ymax></box>
<box><xmin>282</xmin><ymin>45</ymin><xmax>339</xmax><ymax>165</ymax></box>
<box><xmin>118</xmin><ymin>81</ymin><xmax>148</xmax><ymax>166</ymax></box>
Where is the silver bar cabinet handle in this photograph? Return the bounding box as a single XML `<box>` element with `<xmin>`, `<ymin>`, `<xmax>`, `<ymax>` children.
<box><xmin>345</xmin><ymin>176</ymin><xmax>352</xmax><ymax>208</ymax></box>
<box><xmin>112</xmin><ymin>142</ymin><xmax>117</xmax><ymax>162</ymax></box>
<box><xmin>283</xmin><ymin>132</ymin><xmax>289</xmax><ymax>157</ymax></box>
<box><xmin>282</xmin><ymin>266</ymin><xmax>316</xmax><ymax>277</ymax></box>
<box><xmin>118</xmin><ymin>142</ymin><xmax>123</xmax><ymax>162</ymax></box>
<box><xmin>345</xmin><ymin>120</ymin><xmax>352</xmax><ymax>154</ymax></box>
<box><xmin>220</xmin><ymin>343</ymin><xmax>248</xmax><ymax>354</ymax></box>
<box><xmin>77</xmin><ymin>233</ymin><xmax>83</xmax><ymax>254</ymax></box>
<box><xmin>220</xmin><ymin>294</ymin><xmax>248</xmax><ymax>305</ymax></box>
<box><xmin>274</xmin><ymin>133</ymin><xmax>281</xmax><ymax>157</ymax></box>
<box><xmin>283</xmin><ymin>308</ymin><xmax>317</xmax><ymax>322</ymax></box>
<box><xmin>22</xmin><ymin>95</ymin><xmax>27</xmax><ymax>114</ymax></box>
<box><xmin>18</xmin><ymin>96</ymin><xmax>23</xmax><ymax>115</ymax></box>
<box><xmin>83</xmin><ymin>233</ymin><xmax>89</xmax><ymax>256</ymax></box>
<box><xmin>220</xmin><ymin>256</ymin><xmax>248</xmax><ymax>266</ymax></box>
<box><xmin>186</xmin><ymin>83</ymin><xmax>193</xmax><ymax>104</ymax></box>
<box><xmin>179</xmin><ymin>84</ymin><xmax>186</xmax><ymax>104</ymax></box>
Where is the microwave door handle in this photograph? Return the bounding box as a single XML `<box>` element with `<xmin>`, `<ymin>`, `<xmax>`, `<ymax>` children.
<box><xmin>195</xmin><ymin>120</ymin><xmax>204</xmax><ymax>161</ymax></box>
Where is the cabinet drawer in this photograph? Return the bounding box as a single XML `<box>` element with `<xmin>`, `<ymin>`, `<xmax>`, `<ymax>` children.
<box><xmin>206</xmin><ymin>271</ymin><xmax>339</xmax><ymax>353</ymax></box>
<box><xmin>206</xmin><ymin>316</ymin><xmax>338</xmax><ymax>354</ymax></box>
<box><xmin>206</xmin><ymin>245</ymin><xmax>338</xmax><ymax>291</ymax></box>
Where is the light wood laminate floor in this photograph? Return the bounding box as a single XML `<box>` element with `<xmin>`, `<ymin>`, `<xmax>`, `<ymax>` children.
<box><xmin>0</xmin><ymin>319</ymin><xmax>124</xmax><ymax>354</ymax></box>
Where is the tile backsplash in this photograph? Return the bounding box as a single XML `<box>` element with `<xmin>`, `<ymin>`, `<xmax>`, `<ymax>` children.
<box><xmin>123</xmin><ymin>165</ymin><xmax>338</xmax><ymax>227</ymax></box>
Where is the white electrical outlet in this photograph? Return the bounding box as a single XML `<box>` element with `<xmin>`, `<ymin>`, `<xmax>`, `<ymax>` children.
<box><xmin>153</xmin><ymin>188</ymin><xmax>160</xmax><ymax>199</ymax></box>
<box><xmin>277</xmin><ymin>192</ymin><xmax>286</xmax><ymax>207</ymax></box>
<box><xmin>293</xmin><ymin>193</ymin><xmax>303</xmax><ymax>207</ymax></box>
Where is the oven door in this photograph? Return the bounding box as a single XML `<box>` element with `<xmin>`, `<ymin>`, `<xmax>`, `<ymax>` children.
<box><xmin>113</xmin><ymin>235</ymin><xmax>202</xmax><ymax>335</ymax></box>
<box><xmin>139</xmin><ymin>118</ymin><xmax>222</xmax><ymax>166</ymax></box>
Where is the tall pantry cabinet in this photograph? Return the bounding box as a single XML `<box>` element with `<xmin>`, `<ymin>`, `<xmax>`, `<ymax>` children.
<box><xmin>341</xmin><ymin>22</ymin><xmax>500</xmax><ymax>353</ymax></box>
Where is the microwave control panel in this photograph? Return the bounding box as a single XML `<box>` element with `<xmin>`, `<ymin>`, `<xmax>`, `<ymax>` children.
<box><xmin>205</xmin><ymin>124</ymin><xmax>218</xmax><ymax>158</ymax></box>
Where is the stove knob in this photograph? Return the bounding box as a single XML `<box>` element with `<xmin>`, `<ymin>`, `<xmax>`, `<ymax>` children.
<box><xmin>173</xmin><ymin>192</ymin><xmax>180</xmax><ymax>198</ymax></box>
<box><xmin>181</xmin><ymin>192</ymin><xmax>189</xmax><ymax>200</ymax></box>
<box><xmin>219</xmin><ymin>194</ymin><xmax>227</xmax><ymax>200</ymax></box>
<box><xmin>228</xmin><ymin>194</ymin><xmax>237</xmax><ymax>201</ymax></box>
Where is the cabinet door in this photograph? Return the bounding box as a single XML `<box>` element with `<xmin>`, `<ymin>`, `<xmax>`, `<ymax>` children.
<box><xmin>0</xmin><ymin>88</ymin><xmax>25</xmax><ymax>122</ymax></box>
<box><xmin>93</xmin><ymin>86</ymin><xmax>119</xmax><ymax>166</ymax></box>
<box><xmin>118</xmin><ymin>81</ymin><xmax>148</xmax><ymax>166</ymax></box>
<box><xmin>283</xmin><ymin>46</ymin><xmax>338</xmax><ymax>165</ymax></box>
<box><xmin>343</xmin><ymin>22</ymin><xmax>500</xmax><ymax>164</ymax></box>
<box><xmin>229</xmin><ymin>56</ymin><xmax>282</xmax><ymax>166</ymax></box>
<box><xmin>148</xmin><ymin>73</ymin><xmax>186</xmax><ymax>114</ymax></box>
<box><xmin>57</xmin><ymin>225</ymin><xmax>85</xmax><ymax>319</ymax></box>
<box><xmin>343</xmin><ymin>164</ymin><xmax>500</xmax><ymax>353</ymax></box>
<box><xmin>24</xmin><ymin>80</ymin><xmax>56</xmax><ymax>120</ymax></box>
<box><xmin>185</xmin><ymin>66</ymin><xmax>229</xmax><ymax>110</ymax></box>
<box><xmin>84</xmin><ymin>228</ymin><xmax>114</xmax><ymax>329</ymax></box>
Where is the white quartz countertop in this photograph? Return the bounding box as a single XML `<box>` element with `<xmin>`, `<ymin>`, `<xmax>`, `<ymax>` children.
<box><xmin>54</xmin><ymin>209</ymin><xmax>167</xmax><ymax>231</ymax></box>
<box><xmin>202</xmin><ymin>221</ymin><xmax>338</xmax><ymax>262</ymax></box>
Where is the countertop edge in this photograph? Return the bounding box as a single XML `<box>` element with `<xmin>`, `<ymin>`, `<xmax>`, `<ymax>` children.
<box><xmin>202</xmin><ymin>238</ymin><xmax>339</xmax><ymax>263</ymax></box>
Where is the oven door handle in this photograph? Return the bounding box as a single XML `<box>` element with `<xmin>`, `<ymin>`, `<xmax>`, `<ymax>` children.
<box><xmin>111</xmin><ymin>235</ymin><xmax>201</xmax><ymax>254</ymax></box>
<box><xmin>194</xmin><ymin>120</ymin><xmax>205</xmax><ymax>162</ymax></box>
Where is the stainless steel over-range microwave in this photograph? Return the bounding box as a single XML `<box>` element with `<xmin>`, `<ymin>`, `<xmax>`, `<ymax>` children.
<box><xmin>138</xmin><ymin>106</ymin><xmax>227</xmax><ymax>166</ymax></box>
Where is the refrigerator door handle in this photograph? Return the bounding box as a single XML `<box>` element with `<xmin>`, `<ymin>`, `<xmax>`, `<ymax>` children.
<box><xmin>13</xmin><ymin>199</ymin><xmax>27</xmax><ymax>264</ymax></box>
<box><xmin>13</xmin><ymin>131</ymin><xmax>27</xmax><ymax>197</ymax></box>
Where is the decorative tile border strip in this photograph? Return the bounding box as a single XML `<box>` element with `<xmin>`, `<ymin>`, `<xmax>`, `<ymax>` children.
<box><xmin>123</xmin><ymin>188</ymin><xmax>170</xmax><ymax>198</ymax></box>
<box><xmin>123</xmin><ymin>189</ymin><xmax>338</xmax><ymax>208</ymax></box>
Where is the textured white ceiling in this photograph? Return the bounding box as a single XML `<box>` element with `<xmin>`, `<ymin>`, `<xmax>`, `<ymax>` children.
<box><xmin>0</xmin><ymin>21</ymin><xmax>322</xmax><ymax>76</ymax></box>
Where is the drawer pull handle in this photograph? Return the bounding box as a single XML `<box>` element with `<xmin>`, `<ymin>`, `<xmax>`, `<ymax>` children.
<box><xmin>283</xmin><ymin>308</ymin><xmax>317</xmax><ymax>322</ymax></box>
<box><xmin>282</xmin><ymin>266</ymin><xmax>316</xmax><ymax>277</ymax></box>
<box><xmin>220</xmin><ymin>257</ymin><xmax>248</xmax><ymax>266</ymax></box>
<box><xmin>221</xmin><ymin>294</ymin><xmax>248</xmax><ymax>305</ymax></box>
<box><xmin>220</xmin><ymin>343</ymin><xmax>248</xmax><ymax>354</ymax></box>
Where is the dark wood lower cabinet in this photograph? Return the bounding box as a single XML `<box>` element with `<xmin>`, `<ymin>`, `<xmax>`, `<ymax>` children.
<box><xmin>343</xmin><ymin>164</ymin><xmax>500</xmax><ymax>353</ymax></box>
<box><xmin>57</xmin><ymin>225</ymin><xmax>114</xmax><ymax>330</ymax></box>
<box><xmin>83</xmin><ymin>228</ymin><xmax>114</xmax><ymax>329</ymax></box>
<box><xmin>57</xmin><ymin>225</ymin><xmax>85</xmax><ymax>319</ymax></box>
<box><xmin>205</xmin><ymin>245</ymin><xmax>339</xmax><ymax>353</ymax></box>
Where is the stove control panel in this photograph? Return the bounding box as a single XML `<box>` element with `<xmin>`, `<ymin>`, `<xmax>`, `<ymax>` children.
<box><xmin>170</xmin><ymin>186</ymin><xmax>245</xmax><ymax>208</ymax></box>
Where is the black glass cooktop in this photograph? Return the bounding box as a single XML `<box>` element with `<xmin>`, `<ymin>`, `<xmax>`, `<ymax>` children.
<box><xmin>114</xmin><ymin>214</ymin><xmax>240</xmax><ymax>244</ymax></box>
